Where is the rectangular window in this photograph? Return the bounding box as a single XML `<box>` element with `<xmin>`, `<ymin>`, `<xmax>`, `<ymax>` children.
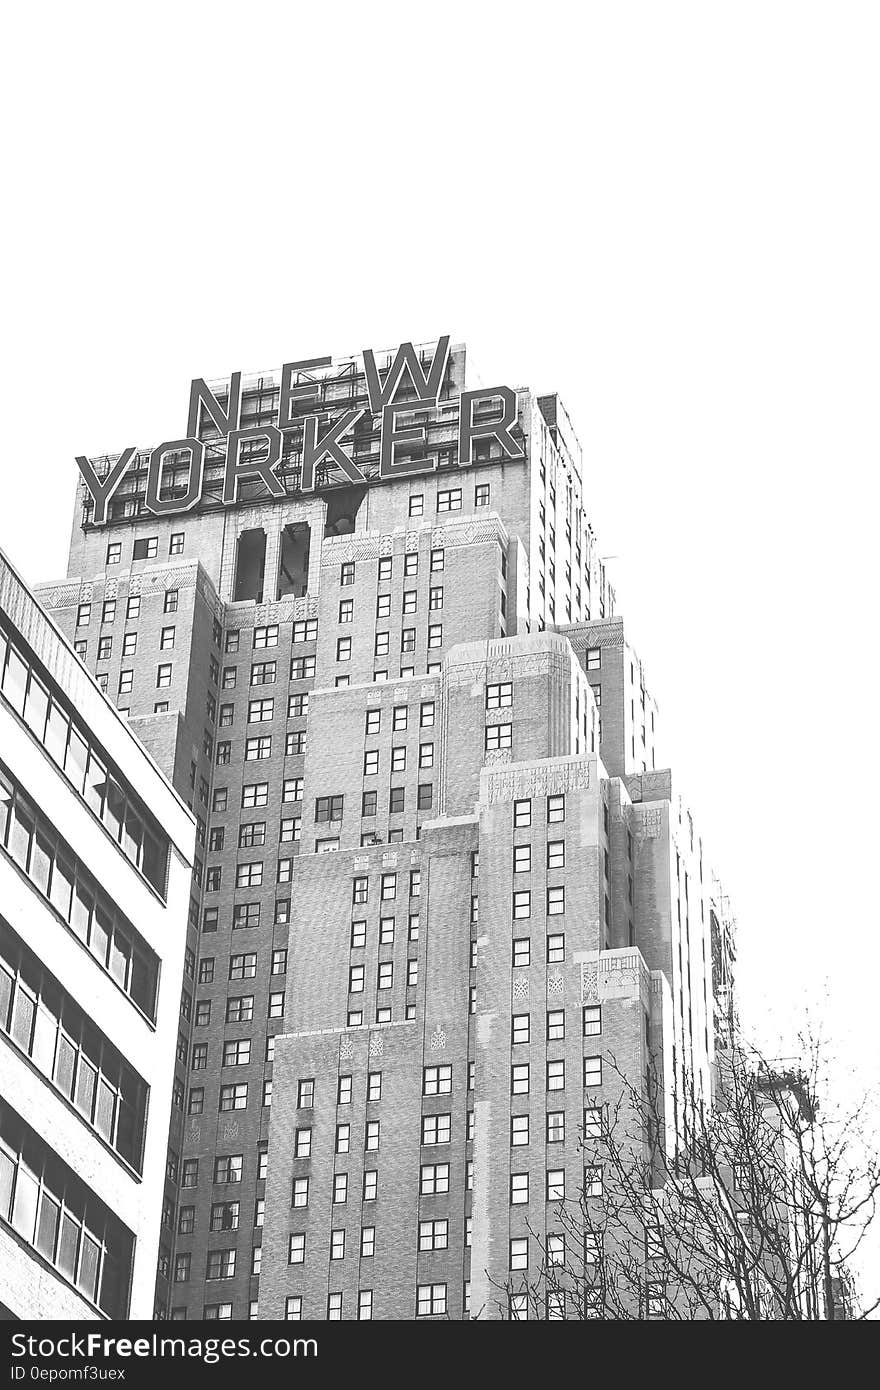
<box><xmin>583</xmin><ymin>1005</ymin><xmax>602</xmax><ymax>1036</ymax></box>
<box><xmin>547</xmin><ymin>885</ymin><xmax>565</xmax><ymax>915</ymax></box>
<box><xmin>423</xmin><ymin>1065</ymin><xmax>452</xmax><ymax>1095</ymax></box>
<box><xmin>584</xmin><ymin>1056</ymin><xmax>603</xmax><ymax>1088</ymax></box>
<box><xmin>437</xmin><ymin>488</ymin><xmax>461</xmax><ymax>512</ymax></box>
<box><xmin>486</xmin><ymin>682</ymin><xmax>513</xmax><ymax>709</ymax></box>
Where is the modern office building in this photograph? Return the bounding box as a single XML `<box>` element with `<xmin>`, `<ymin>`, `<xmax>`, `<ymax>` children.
<box><xmin>0</xmin><ymin>548</ymin><xmax>195</xmax><ymax>1319</ymax></box>
<box><xmin>35</xmin><ymin>337</ymin><xmax>728</xmax><ymax>1319</ymax></box>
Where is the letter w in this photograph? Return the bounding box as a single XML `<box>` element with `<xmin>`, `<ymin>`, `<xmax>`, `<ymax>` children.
<box><xmin>362</xmin><ymin>336</ymin><xmax>450</xmax><ymax>413</ymax></box>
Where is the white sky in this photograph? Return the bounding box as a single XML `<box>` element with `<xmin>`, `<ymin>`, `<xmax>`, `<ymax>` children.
<box><xmin>2</xmin><ymin>0</ymin><xmax>878</xmax><ymax>1297</ymax></box>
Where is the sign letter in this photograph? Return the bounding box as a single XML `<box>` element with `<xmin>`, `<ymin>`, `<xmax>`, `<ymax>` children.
<box><xmin>76</xmin><ymin>448</ymin><xmax>138</xmax><ymax>526</ymax></box>
<box><xmin>458</xmin><ymin>387</ymin><xmax>523</xmax><ymax>465</ymax></box>
<box><xmin>222</xmin><ymin>427</ymin><xmax>285</xmax><ymax>505</ymax></box>
<box><xmin>146</xmin><ymin>438</ymin><xmax>205</xmax><ymax>515</ymax></box>
<box><xmin>301</xmin><ymin>410</ymin><xmax>366</xmax><ymax>491</ymax></box>
<box><xmin>187</xmin><ymin>373</ymin><xmax>242</xmax><ymax>439</ymax></box>
<box><xmin>362</xmin><ymin>337</ymin><xmax>451</xmax><ymax>414</ymax></box>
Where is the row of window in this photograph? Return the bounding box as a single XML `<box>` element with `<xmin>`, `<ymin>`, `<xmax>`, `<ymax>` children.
<box><xmin>75</xmin><ymin>590</ymin><xmax>179</xmax><ymax>629</ymax></box>
<box><xmin>222</xmin><ymin>656</ymin><xmax>317</xmax><ymax>689</ymax></box>
<box><xmin>0</xmin><ymin>621</ymin><xmax>169</xmax><ymax>896</ymax></box>
<box><xmin>105</xmin><ymin>534</ymin><xmax>185</xmax><ymax>565</ymax></box>
<box><xmin>511</xmin><ymin>1057</ymin><xmax>604</xmax><ymax>1092</ymax></box>
<box><xmin>509</xmin><ymin>1165</ymin><xmax>603</xmax><ymax>1204</ymax></box>
<box><xmin>336</xmin><ymin>624</ymin><xmax>443</xmax><ymax>663</ymax></box>
<box><xmin>405</xmin><ymin>485</ymin><xmax>490</xmax><ymax>516</ymax></box>
<box><xmin>0</xmin><ymin>761</ymin><xmax>159</xmax><ymax>1018</ymax></box>
<box><xmin>77</xmin><ymin>628</ymin><xmax>177</xmax><ymax>662</ymax></box>
<box><xmin>193</xmin><ymin>951</ymin><xmax>287</xmax><ymax>991</ymax></box>
<box><xmin>364</xmin><ymin>700</ymin><xmax>435</xmax><ymax>733</ymax></box>
<box><xmin>511</xmin><ymin>1006</ymin><xmax>602</xmax><ymax>1043</ymax></box>
<box><xmin>512</xmin><ymin>841</ymin><xmax>566</xmax><ymax>871</ymax></box>
<box><xmin>0</xmin><ymin>1104</ymin><xmax>132</xmax><ymax>1318</ymax></box>
<box><xmin>0</xmin><ymin>921</ymin><xmax>148</xmax><ymax>1171</ymax></box>
<box><xmin>344</xmin><ymin>549</ymin><xmax>445</xmax><ymax>587</ymax></box>
<box><xmin>511</xmin><ymin>886</ymin><xmax>567</xmax><ymax>917</ymax></box>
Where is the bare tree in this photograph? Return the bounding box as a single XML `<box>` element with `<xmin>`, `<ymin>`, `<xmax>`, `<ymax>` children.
<box><xmin>491</xmin><ymin>1030</ymin><xmax>879</xmax><ymax>1320</ymax></box>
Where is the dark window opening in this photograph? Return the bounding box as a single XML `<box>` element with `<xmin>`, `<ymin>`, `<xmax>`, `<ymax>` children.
<box><xmin>233</xmin><ymin>529</ymin><xmax>266</xmax><ymax>604</ymax></box>
<box><xmin>276</xmin><ymin>523</ymin><xmax>310</xmax><ymax>600</ymax></box>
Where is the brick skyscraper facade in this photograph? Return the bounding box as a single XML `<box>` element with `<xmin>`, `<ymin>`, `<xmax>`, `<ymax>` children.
<box><xmin>36</xmin><ymin>338</ymin><xmax>732</xmax><ymax>1319</ymax></box>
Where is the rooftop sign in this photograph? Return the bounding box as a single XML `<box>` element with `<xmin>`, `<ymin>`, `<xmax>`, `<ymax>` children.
<box><xmin>76</xmin><ymin>337</ymin><xmax>524</xmax><ymax>525</ymax></box>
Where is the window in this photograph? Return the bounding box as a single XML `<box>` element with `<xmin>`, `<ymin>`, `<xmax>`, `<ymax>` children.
<box><xmin>583</xmin><ymin>1005</ymin><xmax>602</xmax><ymax>1036</ymax></box>
<box><xmin>330</xmin><ymin>1229</ymin><xmax>345</xmax><ymax>1260</ymax></box>
<box><xmin>338</xmin><ymin>599</ymin><xmax>353</xmax><ymax>623</ymax></box>
<box><xmin>106</xmin><ymin>542</ymin><xmax>122</xmax><ymax>565</ymax></box>
<box><xmin>485</xmin><ymin>723</ymin><xmax>512</xmax><ymax>752</ymax></box>
<box><xmin>133</xmin><ymin>537</ymin><xmax>158</xmax><ymax>560</ymax></box>
<box><xmin>427</xmin><ymin>624</ymin><xmax>442</xmax><ymax>649</ymax></box>
<box><xmin>547</xmin><ymin>885</ymin><xmax>565</xmax><ymax>916</ymax></box>
<box><xmin>509</xmin><ymin>1237</ymin><xmax>528</xmax><ymax>1270</ymax></box>
<box><xmin>358</xmin><ymin>1291</ymin><xmax>373</xmax><ymax>1321</ymax></box>
<box><xmin>288</xmin><ymin>1233</ymin><xmax>306</xmax><ymax>1264</ymax></box>
<box><xmin>513</xmin><ymin>844</ymin><xmax>531</xmax><ymax>875</ymax></box>
<box><xmin>333</xmin><ymin>1173</ymin><xmax>348</xmax><ymax>1204</ymax></box>
<box><xmin>486</xmin><ymin>682</ymin><xmax>513</xmax><ymax>709</ymax></box>
<box><xmin>510</xmin><ymin>1173</ymin><xmax>529</xmax><ymax>1205</ymax></box>
<box><xmin>511</xmin><ymin>1114</ymin><xmax>529</xmax><ymax>1147</ymax></box>
<box><xmin>584</xmin><ymin>1056</ymin><xmax>603</xmax><ymax>1088</ymax></box>
<box><xmin>118</xmin><ymin>670</ymin><xmax>133</xmax><ymax>695</ymax></box>
<box><xmin>423</xmin><ymin>1065</ymin><xmax>452</xmax><ymax>1095</ymax></box>
<box><xmin>475</xmin><ymin>483</ymin><xmax>490</xmax><ymax>506</ymax></box>
<box><xmin>547</xmin><ymin>794</ymin><xmax>565</xmax><ymax>823</ymax></box>
<box><xmin>547</xmin><ymin>1059</ymin><xmax>565</xmax><ymax>1091</ymax></box>
<box><xmin>247</xmin><ymin>697</ymin><xmax>273</xmax><ymax>722</ymax></box>
<box><xmin>126</xmin><ymin>596</ymin><xmax>139</xmax><ymax>620</ymax></box>
<box><xmin>586</xmin><ymin>647</ymin><xmax>601</xmax><ymax>670</ymax></box>
<box><xmin>416</xmin><ymin>1283</ymin><xmax>447</xmax><ymax>1317</ymax></box>
<box><xmin>512</xmin><ymin>890</ymin><xmax>531</xmax><ymax>919</ymax></box>
<box><xmin>513</xmin><ymin>799</ymin><xmax>531</xmax><ymax>829</ymax></box>
<box><xmin>376</xmin><ymin>593</ymin><xmax>391</xmax><ymax>620</ymax></box>
<box><xmin>420</xmin><ymin>1164</ymin><xmax>449</xmax><ymax>1195</ymax></box>
<box><xmin>547</xmin><ymin>1009</ymin><xmax>565</xmax><ymax>1041</ymax></box>
<box><xmin>340</xmin><ymin>561</ymin><xmax>355</xmax><ymax>586</ymax></box>
<box><xmin>547</xmin><ymin>933</ymin><xmax>565</xmax><ymax>963</ymax></box>
<box><xmin>235</xmin><ymin>862</ymin><xmax>262</xmax><ymax>889</ymax></box>
<box><xmin>378</xmin><ymin>557</ymin><xmax>393</xmax><ymax>581</ymax></box>
<box><xmin>156</xmin><ymin>663</ymin><xmax>172</xmax><ymax>689</ymax></box>
<box><xmin>437</xmin><ymin>488</ymin><xmax>461</xmax><ymax>512</ymax></box>
<box><xmin>160</xmin><ymin>626</ymin><xmax>175</xmax><ymax>650</ymax></box>
<box><xmin>219</xmin><ymin>1084</ymin><xmax>248</xmax><ymax>1112</ymax></box>
<box><xmin>422</xmin><ymin>1112</ymin><xmax>451</xmax><ymax>1145</ymax></box>
<box><xmin>511</xmin><ymin>1064</ymin><xmax>530</xmax><ymax>1095</ymax></box>
<box><xmin>365</xmin><ymin>1120</ymin><xmax>380</xmax><ymax>1151</ymax></box>
<box><xmin>245</xmin><ymin>736</ymin><xmax>271</xmax><ymax>761</ymax></box>
<box><xmin>254</xmin><ymin>625</ymin><xmax>279</xmax><ymax>649</ymax></box>
<box><xmin>241</xmin><ymin>782</ymin><xmax>268</xmax><ymax>808</ymax></box>
<box><xmin>408</xmin><ymin>494</ymin><xmax>424</xmax><ymax>517</ymax></box>
<box><xmin>282</xmin><ymin>777</ymin><xmax>302</xmax><ymax>802</ymax></box>
<box><xmin>512</xmin><ymin>938</ymin><xmax>530</xmax><ymax>968</ymax></box>
<box><xmin>583</xmin><ymin>1105</ymin><xmax>604</xmax><ymax>1138</ymax></box>
<box><xmin>512</xmin><ymin>1014</ymin><xmax>530</xmax><ymax>1045</ymax></box>
<box><xmin>404</xmin><ymin>552</ymin><xmax>418</xmax><ymax>577</ymax></box>
<box><xmin>584</xmin><ymin>1165</ymin><xmax>603</xmax><ymax>1198</ymax></box>
<box><xmin>315</xmin><ymin>794</ymin><xmax>344</xmax><ymax>822</ymax></box>
<box><xmin>228</xmin><ymin>953</ymin><xmax>257</xmax><ymax>980</ymax></box>
<box><xmin>336</xmin><ymin>637</ymin><xmax>352</xmax><ymax>661</ymax></box>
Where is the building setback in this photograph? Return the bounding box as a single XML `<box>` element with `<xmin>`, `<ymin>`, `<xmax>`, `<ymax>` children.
<box><xmin>0</xmin><ymin>548</ymin><xmax>194</xmax><ymax>1319</ymax></box>
<box><xmin>35</xmin><ymin>338</ymin><xmax>727</xmax><ymax>1319</ymax></box>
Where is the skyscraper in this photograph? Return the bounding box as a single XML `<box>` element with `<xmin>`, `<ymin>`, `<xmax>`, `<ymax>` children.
<box><xmin>0</xmin><ymin>548</ymin><xmax>194</xmax><ymax>1319</ymax></box>
<box><xmin>35</xmin><ymin>337</ymin><xmax>727</xmax><ymax>1319</ymax></box>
